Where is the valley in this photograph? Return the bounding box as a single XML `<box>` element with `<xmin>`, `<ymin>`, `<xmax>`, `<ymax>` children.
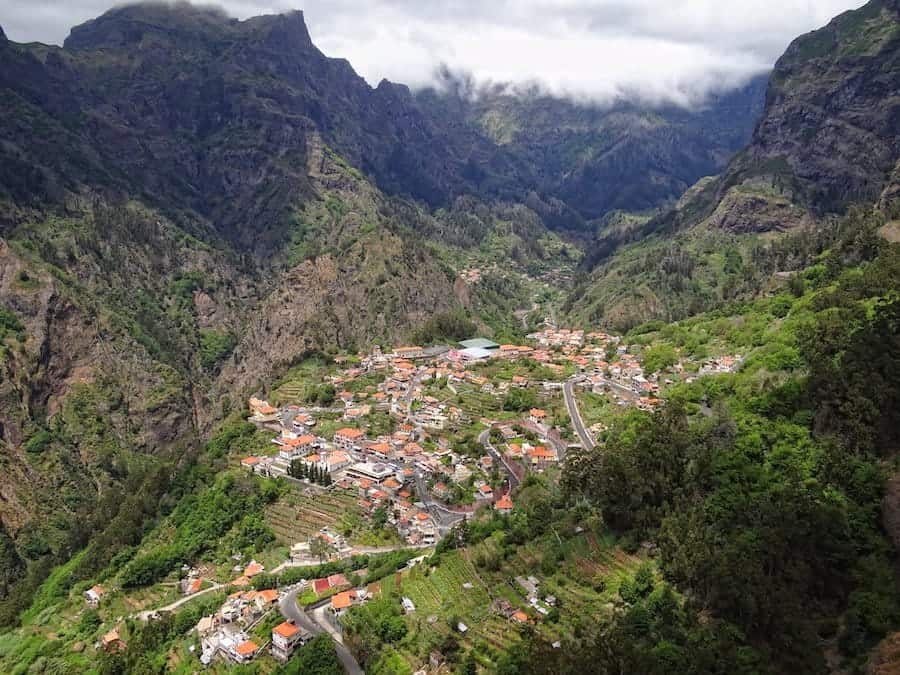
<box><xmin>0</xmin><ymin>0</ymin><xmax>898</xmax><ymax>674</ymax></box>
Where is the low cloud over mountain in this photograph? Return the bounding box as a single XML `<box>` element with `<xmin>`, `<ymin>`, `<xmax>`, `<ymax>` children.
<box><xmin>0</xmin><ymin>0</ymin><xmax>866</xmax><ymax>105</ymax></box>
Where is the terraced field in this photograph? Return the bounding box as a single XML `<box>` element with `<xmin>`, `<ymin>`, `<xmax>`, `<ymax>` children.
<box><xmin>265</xmin><ymin>492</ymin><xmax>360</xmax><ymax>544</ymax></box>
<box><xmin>399</xmin><ymin>551</ymin><xmax>521</xmax><ymax>663</ymax></box>
<box><xmin>455</xmin><ymin>386</ymin><xmax>503</xmax><ymax>418</ymax></box>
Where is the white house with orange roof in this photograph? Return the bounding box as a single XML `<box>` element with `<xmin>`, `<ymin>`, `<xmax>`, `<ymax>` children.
<box><xmin>278</xmin><ymin>434</ymin><xmax>317</xmax><ymax>460</ymax></box>
<box><xmin>529</xmin><ymin>408</ymin><xmax>548</xmax><ymax>426</ymax></box>
<box><xmin>334</xmin><ymin>427</ymin><xmax>366</xmax><ymax>450</ymax></box>
<box><xmin>271</xmin><ymin>621</ymin><xmax>310</xmax><ymax>661</ymax></box>
<box><xmin>496</xmin><ymin>493</ymin><xmax>514</xmax><ymax>513</ymax></box>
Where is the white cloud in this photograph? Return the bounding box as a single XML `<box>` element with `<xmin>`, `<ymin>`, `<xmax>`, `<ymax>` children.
<box><xmin>0</xmin><ymin>0</ymin><xmax>868</xmax><ymax>105</ymax></box>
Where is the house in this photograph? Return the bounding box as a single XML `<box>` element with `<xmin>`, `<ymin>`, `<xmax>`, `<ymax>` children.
<box><xmin>84</xmin><ymin>584</ymin><xmax>106</xmax><ymax>608</ymax></box>
<box><xmin>255</xmin><ymin>589</ymin><xmax>279</xmax><ymax>608</ymax></box>
<box><xmin>100</xmin><ymin>627</ymin><xmax>126</xmax><ymax>652</ymax></box>
<box><xmin>394</xmin><ymin>346</ymin><xmax>425</xmax><ymax>359</ymax></box>
<box><xmin>278</xmin><ymin>434</ymin><xmax>316</xmax><ymax>460</ymax></box>
<box><xmin>529</xmin><ymin>408</ymin><xmax>548</xmax><ymax>425</ymax></box>
<box><xmin>234</xmin><ymin>640</ymin><xmax>259</xmax><ymax>664</ymax></box>
<box><xmin>328</xmin><ymin>573</ymin><xmax>350</xmax><ymax>589</ymax></box>
<box><xmin>313</xmin><ymin>578</ymin><xmax>331</xmax><ymax>595</ymax></box>
<box><xmin>243</xmin><ymin>561</ymin><xmax>265</xmax><ymax>578</ymax></box>
<box><xmin>271</xmin><ymin>621</ymin><xmax>309</xmax><ymax>661</ymax></box>
<box><xmin>511</xmin><ymin>610</ymin><xmax>529</xmax><ymax>624</ymax></box>
<box><xmin>367</xmin><ymin>441</ymin><xmax>393</xmax><ymax>460</ymax></box>
<box><xmin>329</xmin><ymin>590</ymin><xmax>359</xmax><ymax>616</ymax></box>
<box><xmin>334</xmin><ymin>427</ymin><xmax>366</xmax><ymax>450</ymax></box>
<box><xmin>325</xmin><ymin>450</ymin><xmax>352</xmax><ymax>472</ymax></box>
<box><xmin>240</xmin><ymin>456</ymin><xmax>261</xmax><ymax>470</ymax></box>
<box><xmin>182</xmin><ymin>577</ymin><xmax>203</xmax><ymax>596</ymax></box>
<box><xmin>527</xmin><ymin>445</ymin><xmax>557</xmax><ymax>471</ymax></box>
<box><xmin>477</xmin><ymin>484</ymin><xmax>494</xmax><ymax>501</ymax></box>
<box><xmin>496</xmin><ymin>493</ymin><xmax>514</xmax><ymax>513</ymax></box>
<box><xmin>249</xmin><ymin>398</ymin><xmax>277</xmax><ymax>417</ymax></box>
<box><xmin>432</xmin><ymin>482</ymin><xmax>450</xmax><ymax>500</ymax></box>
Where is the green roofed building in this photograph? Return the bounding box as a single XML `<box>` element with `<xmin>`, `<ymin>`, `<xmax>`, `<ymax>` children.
<box><xmin>458</xmin><ymin>338</ymin><xmax>500</xmax><ymax>350</ymax></box>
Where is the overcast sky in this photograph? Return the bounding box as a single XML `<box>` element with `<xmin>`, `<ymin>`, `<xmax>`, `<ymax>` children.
<box><xmin>0</xmin><ymin>0</ymin><xmax>867</xmax><ymax>105</ymax></box>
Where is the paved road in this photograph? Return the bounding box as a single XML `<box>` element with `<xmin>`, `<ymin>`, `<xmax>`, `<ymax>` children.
<box><xmin>414</xmin><ymin>471</ymin><xmax>467</xmax><ymax>533</ymax></box>
<box><xmin>478</xmin><ymin>428</ymin><xmax>521</xmax><ymax>491</ymax></box>
<box><xmin>270</xmin><ymin>544</ymin><xmax>432</xmax><ymax>574</ymax></box>
<box><xmin>564</xmin><ymin>377</ymin><xmax>596</xmax><ymax>451</ymax></box>
<box><xmin>280</xmin><ymin>587</ymin><xmax>363</xmax><ymax>675</ymax></box>
<box><xmin>134</xmin><ymin>582</ymin><xmax>224</xmax><ymax>621</ymax></box>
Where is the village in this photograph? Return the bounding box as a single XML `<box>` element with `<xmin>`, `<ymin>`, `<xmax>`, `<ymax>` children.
<box><xmin>85</xmin><ymin>318</ymin><xmax>743</xmax><ymax>671</ymax></box>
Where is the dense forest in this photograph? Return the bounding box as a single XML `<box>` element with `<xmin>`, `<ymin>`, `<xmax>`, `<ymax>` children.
<box><xmin>550</xmin><ymin>211</ymin><xmax>900</xmax><ymax>673</ymax></box>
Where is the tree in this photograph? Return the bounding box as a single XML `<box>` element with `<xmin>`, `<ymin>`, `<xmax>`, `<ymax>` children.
<box><xmin>503</xmin><ymin>387</ymin><xmax>537</xmax><ymax>412</ymax></box>
<box><xmin>310</xmin><ymin>537</ymin><xmax>335</xmax><ymax>564</ymax></box>
<box><xmin>275</xmin><ymin>634</ymin><xmax>342</xmax><ymax>675</ymax></box>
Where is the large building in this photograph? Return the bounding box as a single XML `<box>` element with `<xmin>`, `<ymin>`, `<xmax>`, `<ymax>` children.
<box><xmin>345</xmin><ymin>461</ymin><xmax>397</xmax><ymax>483</ymax></box>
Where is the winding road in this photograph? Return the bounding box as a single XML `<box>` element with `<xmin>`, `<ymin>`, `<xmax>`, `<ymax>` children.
<box><xmin>133</xmin><ymin>582</ymin><xmax>225</xmax><ymax>621</ymax></box>
<box><xmin>280</xmin><ymin>586</ymin><xmax>364</xmax><ymax>675</ymax></box>
<box><xmin>563</xmin><ymin>376</ymin><xmax>596</xmax><ymax>451</ymax></box>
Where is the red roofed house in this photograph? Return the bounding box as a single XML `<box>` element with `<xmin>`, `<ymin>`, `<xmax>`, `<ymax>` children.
<box><xmin>256</xmin><ymin>589</ymin><xmax>279</xmax><ymax>605</ymax></box>
<box><xmin>233</xmin><ymin>640</ymin><xmax>259</xmax><ymax>664</ymax></box>
<box><xmin>279</xmin><ymin>434</ymin><xmax>316</xmax><ymax>460</ymax></box>
<box><xmin>244</xmin><ymin>561</ymin><xmax>265</xmax><ymax>578</ymax></box>
<box><xmin>330</xmin><ymin>590</ymin><xmax>358</xmax><ymax>616</ymax></box>
<box><xmin>528</xmin><ymin>445</ymin><xmax>557</xmax><ymax>471</ymax></box>
<box><xmin>477</xmin><ymin>483</ymin><xmax>494</xmax><ymax>500</ymax></box>
<box><xmin>328</xmin><ymin>573</ymin><xmax>349</xmax><ymax>589</ymax></box>
<box><xmin>529</xmin><ymin>409</ymin><xmax>548</xmax><ymax>425</ymax></box>
<box><xmin>496</xmin><ymin>493</ymin><xmax>514</xmax><ymax>513</ymax></box>
<box><xmin>334</xmin><ymin>427</ymin><xmax>366</xmax><ymax>450</ymax></box>
<box><xmin>272</xmin><ymin>621</ymin><xmax>308</xmax><ymax>661</ymax></box>
<box><xmin>313</xmin><ymin>578</ymin><xmax>331</xmax><ymax>595</ymax></box>
<box><xmin>325</xmin><ymin>450</ymin><xmax>352</xmax><ymax>472</ymax></box>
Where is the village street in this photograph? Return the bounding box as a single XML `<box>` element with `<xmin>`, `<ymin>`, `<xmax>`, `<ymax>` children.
<box><xmin>478</xmin><ymin>428</ymin><xmax>522</xmax><ymax>491</ymax></box>
<box><xmin>280</xmin><ymin>586</ymin><xmax>364</xmax><ymax>675</ymax></box>
<box><xmin>563</xmin><ymin>376</ymin><xmax>596</xmax><ymax>451</ymax></box>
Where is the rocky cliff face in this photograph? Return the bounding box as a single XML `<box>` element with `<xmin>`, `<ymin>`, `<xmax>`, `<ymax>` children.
<box><xmin>721</xmin><ymin>0</ymin><xmax>900</xmax><ymax>218</ymax></box>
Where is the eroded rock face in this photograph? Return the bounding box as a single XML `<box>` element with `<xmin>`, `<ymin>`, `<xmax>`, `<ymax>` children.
<box><xmin>707</xmin><ymin>189</ymin><xmax>814</xmax><ymax>234</ymax></box>
<box><xmin>724</xmin><ymin>0</ymin><xmax>900</xmax><ymax>216</ymax></box>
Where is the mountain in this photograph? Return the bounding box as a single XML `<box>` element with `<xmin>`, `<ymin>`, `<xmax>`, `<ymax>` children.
<box><xmin>0</xmin><ymin>0</ymin><xmax>764</xmax><ymax>633</ymax></box>
<box><xmin>570</xmin><ymin>0</ymin><xmax>900</xmax><ymax>329</ymax></box>
<box><xmin>416</xmin><ymin>74</ymin><xmax>768</xmax><ymax>225</ymax></box>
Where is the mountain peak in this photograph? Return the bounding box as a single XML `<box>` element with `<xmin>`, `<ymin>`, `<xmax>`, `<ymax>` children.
<box><xmin>63</xmin><ymin>2</ymin><xmax>234</xmax><ymax>50</ymax></box>
<box><xmin>243</xmin><ymin>10</ymin><xmax>313</xmax><ymax>51</ymax></box>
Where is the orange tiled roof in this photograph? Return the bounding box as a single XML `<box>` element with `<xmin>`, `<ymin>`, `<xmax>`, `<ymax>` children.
<box><xmin>331</xmin><ymin>590</ymin><xmax>354</xmax><ymax>610</ymax></box>
<box><xmin>235</xmin><ymin>640</ymin><xmax>258</xmax><ymax>656</ymax></box>
<box><xmin>274</xmin><ymin>621</ymin><xmax>301</xmax><ymax>638</ymax></box>
<box><xmin>257</xmin><ymin>589</ymin><xmax>279</xmax><ymax>603</ymax></box>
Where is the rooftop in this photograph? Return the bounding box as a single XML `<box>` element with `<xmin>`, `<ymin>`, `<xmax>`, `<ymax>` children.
<box><xmin>459</xmin><ymin>338</ymin><xmax>500</xmax><ymax>350</ymax></box>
